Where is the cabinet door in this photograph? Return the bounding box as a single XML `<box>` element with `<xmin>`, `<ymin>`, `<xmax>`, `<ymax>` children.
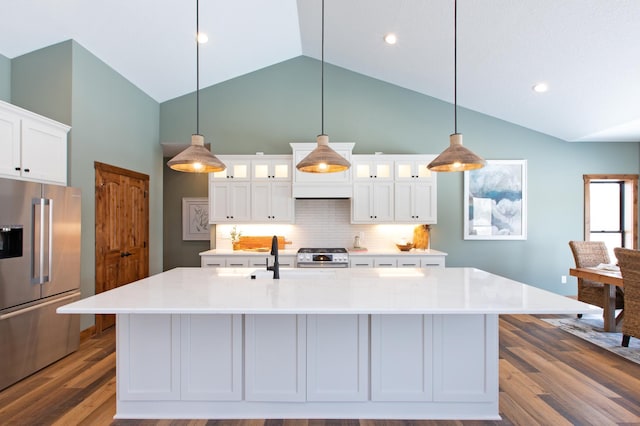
<box><xmin>251</xmin><ymin>182</ymin><xmax>271</xmax><ymax>221</ymax></box>
<box><xmin>251</xmin><ymin>182</ymin><xmax>293</xmax><ymax>222</ymax></box>
<box><xmin>373</xmin><ymin>182</ymin><xmax>394</xmax><ymax>221</ymax></box>
<box><xmin>413</xmin><ymin>182</ymin><xmax>437</xmax><ymax>223</ymax></box>
<box><xmin>210</xmin><ymin>182</ymin><xmax>232</xmax><ymax>222</ymax></box>
<box><xmin>353</xmin><ymin>182</ymin><xmax>393</xmax><ymax>223</ymax></box>
<box><xmin>371</xmin><ymin>314</ymin><xmax>433</xmax><ymax>401</ymax></box>
<box><xmin>394</xmin><ymin>182</ymin><xmax>437</xmax><ymax>223</ymax></box>
<box><xmin>118</xmin><ymin>314</ymin><xmax>181</xmax><ymax>401</ymax></box>
<box><xmin>269</xmin><ymin>182</ymin><xmax>293</xmax><ymax>222</ymax></box>
<box><xmin>212</xmin><ymin>157</ymin><xmax>251</xmax><ymax>180</ymax></box>
<box><xmin>180</xmin><ymin>314</ymin><xmax>242</xmax><ymax>400</ymax></box>
<box><xmin>252</xmin><ymin>157</ymin><xmax>291</xmax><ymax>181</ymax></box>
<box><xmin>394</xmin><ymin>182</ymin><xmax>413</xmax><ymax>222</ymax></box>
<box><xmin>211</xmin><ymin>182</ymin><xmax>251</xmax><ymax>223</ymax></box>
<box><xmin>395</xmin><ymin>158</ymin><xmax>434</xmax><ymax>181</ymax></box>
<box><xmin>225</xmin><ymin>257</ymin><xmax>249</xmax><ymax>268</ymax></box>
<box><xmin>245</xmin><ymin>314</ymin><xmax>306</xmax><ymax>401</ymax></box>
<box><xmin>374</xmin><ymin>257</ymin><xmax>397</xmax><ymax>267</ymax></box>
<box><xmin>350</xmin><ymin>257</ymin><xmax>374</xmax><ymax>268</ymax></box>
<box><xmin>307</xmin><ymin>314</ymin><xmax>368</xmax><ymax>401</ymax></box>
<box><xmin>432</xmin><ymin>314</ymin><xmax>498</xmax><ymax>402</ymax></box>
<box><xmin>21</xmin><ymin>119</ymin><xmax>67</xmax><ymax>184</ymax></box>
<box><xmin>353</xmin><ymin>157</ymin><xmax>393</xmax><ymax>181</ymax></box>
<box><xmin>229</xmin><ymin>183</ymin><xmax>251</xmax><ymax>221</ymax></box>
<box><xmin>0</xmin><ymin>110</ymin><xmax>21</xmax><ymax>178</ymax></box>
<box><xmin>352</xmin><ymin>183</ymin><xmax>374</xmax><ymax>222</ymax></box>
<box><xmin>201</xmin><ymin>256</ymin><xmax>226</xmax><ymax>267</ymax></box>
<box><xmin>397</xmin><ymin>258</ymin><xmax>421</xmax><ymax>268</ymax></box>
<box><xmin>421</xmin><ymin>256</ymin><xmax>445</xmax><ymax>268</ymax></box>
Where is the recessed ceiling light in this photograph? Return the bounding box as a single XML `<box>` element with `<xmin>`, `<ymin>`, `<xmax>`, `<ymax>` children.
<box><xmin>196</xmin><ymin>32</ymin><xmax>208</xmax><ymax>43</ymax></box>
<box><xmin>384</xmin><ymin>33</ymin><xmax>397</xmax><ymax>45</ymax></box>
<box><xmin>532</xmin><ymin>82</ymin><xmax>549</xmax><ymax>93</ymax></box>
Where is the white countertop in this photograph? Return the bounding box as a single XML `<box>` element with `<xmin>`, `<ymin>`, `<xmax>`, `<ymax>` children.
<box><xmin>58</xmin><ymin>267</ymin><xmax>596</xmax><ymax>315</ymax></box>
<box><xmin>200</xmin><ymin>249</ymin><xmax>299</xmax><ymax>256</ymax></box>
<box><xmin>199</xmin><ymin>249</ymin><xmax>447</xmax><ymax>257</ymax></box>
<box><xmin>347</xmin><ymin>248</ymin><xmax>447</xmax><ymax>256</ymax></box>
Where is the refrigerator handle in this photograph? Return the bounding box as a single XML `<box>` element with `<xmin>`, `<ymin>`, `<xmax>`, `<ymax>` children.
<box><xmin>46</xmin><ymin>198</ymin><xmax>53</xmax><ymax>283</ymax></box>
<box><xmin>31</xmin><ymin>198</ymin><xmax>52</xmax><ymax>285</ymax></box>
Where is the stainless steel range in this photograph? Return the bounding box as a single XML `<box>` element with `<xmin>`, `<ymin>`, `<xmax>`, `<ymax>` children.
<box><xmin>296</xmin><ymin>248</ymin><xmax>349</xmax><ymax>268</ymax></box>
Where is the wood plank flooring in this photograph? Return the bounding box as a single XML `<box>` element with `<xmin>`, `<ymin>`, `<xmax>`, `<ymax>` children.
<box><xmin>1</xmin><ymin>314</ymin><xmax>640</xmax><ymax>425</ymax></box>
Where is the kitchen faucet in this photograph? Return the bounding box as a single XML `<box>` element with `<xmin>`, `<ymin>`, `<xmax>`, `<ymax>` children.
<box><xmin>266</xmin><ymin>235</ymin><xmax>280</xmax><ymax>279</ymax></box>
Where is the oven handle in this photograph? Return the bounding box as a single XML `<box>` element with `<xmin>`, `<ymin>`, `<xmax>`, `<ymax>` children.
<box><xmin>297</xmin><ymin>263</ymin><xmax>349</xmax><ymax>268</ymax></box>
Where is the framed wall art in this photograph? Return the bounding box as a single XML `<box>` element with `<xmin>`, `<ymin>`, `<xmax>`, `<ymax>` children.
<box><xmin>464</xmin><ymin>159</ymin><xmax>527</xmax><ymax>240</ymax></box>
<box><xmin>182</xmin><ymin>197</ymin><xmax>210</xmax><ymax>240</ymax></box>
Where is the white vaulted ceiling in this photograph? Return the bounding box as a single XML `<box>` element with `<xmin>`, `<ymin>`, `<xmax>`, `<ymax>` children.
<box><xmin>1</xmin><ymin>0</ymin><xmax>639</xmax><ymax>142</ymax></box>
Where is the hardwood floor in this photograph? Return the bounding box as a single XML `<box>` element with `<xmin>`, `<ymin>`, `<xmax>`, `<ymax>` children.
<box><xmin>1</xmin><ymin>315</ymin><xmax>640</xmax><ymax>425</ymax></box>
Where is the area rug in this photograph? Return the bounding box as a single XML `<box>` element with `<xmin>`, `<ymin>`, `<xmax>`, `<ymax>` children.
<box><xmin>542</xmin><ymin>315</ymin><xmax>640</xmax><ymax>364</ymax></box>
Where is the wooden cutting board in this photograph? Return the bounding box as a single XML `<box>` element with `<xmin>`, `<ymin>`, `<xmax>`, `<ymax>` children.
<box><xmin>235</xmin><ymin>236</ymin><xmax>290</xmax><ymax>251</ymax></box>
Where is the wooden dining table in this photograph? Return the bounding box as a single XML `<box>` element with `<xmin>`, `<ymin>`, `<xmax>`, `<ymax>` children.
<box><xmin>569</xmin><ymin>267</ymin><xmax>623</xmax><ymax>332</ymax></box>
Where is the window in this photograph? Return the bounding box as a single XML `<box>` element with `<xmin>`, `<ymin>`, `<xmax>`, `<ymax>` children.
<box><xmin>584</xmin><ymin>174</ymin><xmax>638</xmax><ymax>261</ymax></box>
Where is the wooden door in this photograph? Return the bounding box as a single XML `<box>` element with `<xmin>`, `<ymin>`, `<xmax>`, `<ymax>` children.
<box><xmin>95</xmin><ymin>162</ymin><xmax>149</xmax><ymax>332</ymax></box>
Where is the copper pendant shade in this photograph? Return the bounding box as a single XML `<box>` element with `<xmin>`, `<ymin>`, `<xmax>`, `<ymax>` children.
<box><xmin>295</xmin><ymin>0</ymin><xmax>350</xmax><ymax>174</ymax></box>
<box><xmin>167</xmin><ymin>0</ymin><xmax>226</xmax><ymax>174</ymax></box>
<box><xmin>428</xmin><ymin>0</ymin><xmax>484</xmax><ymax>172</ymax></box>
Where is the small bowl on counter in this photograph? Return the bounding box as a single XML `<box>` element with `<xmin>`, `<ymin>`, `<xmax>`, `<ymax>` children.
<box><xmin>395</xmin><ymin>242</ymin><xmax>414</xmax><ymax>252</ymax></box>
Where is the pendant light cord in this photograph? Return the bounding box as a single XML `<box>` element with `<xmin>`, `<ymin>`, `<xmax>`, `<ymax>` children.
<box><xmin>453</xmin><ymin>0</ymin><xmax>457</xmax><ymax>134</ymax></box>
<box><xmin>196</xmin><ymin>0</ymin><xmax>200</xmax><ymax>135</ymax></box>
<box><xmin>321</xmin><ymin>0</ymin><xmax>325</xmax><ymax>135</ymax></box>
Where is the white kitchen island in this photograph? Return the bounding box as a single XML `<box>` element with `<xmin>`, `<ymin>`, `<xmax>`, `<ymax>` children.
<box><xmin>58</xmin><ymin>267</ymin><xmax>597</xmax><ymax>420</ymax></box>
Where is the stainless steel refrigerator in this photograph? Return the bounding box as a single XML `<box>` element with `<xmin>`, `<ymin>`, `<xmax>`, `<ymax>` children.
<box><xmin>0</xmin><ymin>177</ymin><xmax>81</xmax><ymax>391</ymax></box>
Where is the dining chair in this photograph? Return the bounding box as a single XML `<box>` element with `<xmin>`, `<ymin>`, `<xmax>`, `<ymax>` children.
<box><xmin>613</xmin><ymin>247</ymin><xmax>640</xmax><ymax>347</ymax></box>
<box><xmin>569</xmin><ymin>241</ymin><xmax>624</xmax><ymax>317</ymax></box>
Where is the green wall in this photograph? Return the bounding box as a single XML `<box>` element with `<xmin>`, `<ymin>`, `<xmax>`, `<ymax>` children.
<box><xmin>11</xmin><ymin>42</ymin><xmax>73</xmax><ymax>125</ymax></box>
<box><xmin>163</xmin><ymin>165</ymin><xmax>209</xmax><ymax>269</ymax></box>
<box><xmin>0</xmin><ymin>53</ymin><xmax>9</xmax><ymax>101</ymax></box>
<box><xmin>11</xmin><ymin>41</ymin><xmax>161</xmax><ymax>330</ymax></box>
<box><xmin>161</xmin><ymin>56</ymin><xmax>640</xmax><ymax>295</ymax></box>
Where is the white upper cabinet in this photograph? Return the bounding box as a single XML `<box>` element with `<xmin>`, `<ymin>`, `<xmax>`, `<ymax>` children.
<box><xmin>352</xmin><ymin>155</ymin><xmax>394</xmax><ymax>181</ymax></box>
<box><xmin>251</xmin><ymin>181</ymin><xmax>294</xmax><ymax>222</ymax></box>
<box><xmin>208</xmin><ymin>154</ymin><xmax>294</xmax><ymax>224</ymax></box>
<box><xmin>393</xmin><ymin>155</ymin><xmax>437</xmax><ymax>223</ymax></box>
<box><xmin>0</xmin><ymin>100</ymin><xmax>69</xmax><ymax>185</ymax></box>
<box><xmin>395</xmin><ymin>156</ymin><xmax>435</xmax><ymax>181</ymax></box>
<box><xmin>352</xmin><ymin>182</ymin><xmax>394</xmax><ymax>223</ymax></box>
<box><xmin>350</xmin><ymin>154</ymin><xmax>437</xmax><ymax>224</ymax></box>
<box><xmin>251</xmin><ymin>156</ymin><xmax>291</xmax><ymax>181</ymax></box>
<box><xmin>209</xmin><ymin>180</ymin><xmax>251</xmax><ymax>223</ymax></box>
<box><xmin>211</xmin><ymin>156</ymin><xmax>251</xmax><ymax>181</ymax></box>
<box><xmin>394</xmin><ymin>181</ymin><xmax>437</xmax><ymax>224</ymax></box>
<box><xmin>0</xmin><ymin>110</ymin><xmax>21</xmax><ymax>178</ymax></box>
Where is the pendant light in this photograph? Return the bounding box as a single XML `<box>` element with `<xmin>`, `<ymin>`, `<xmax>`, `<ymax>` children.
<box><xmin>167</xmin><ymin>0</ymin><xmax>226</xmax><ymax>173</ymax></box>
<box><xmin>296</xmin><ymin>0</ymin><xmax>350</xmax><ymax>173</ymax></box>
<box><xmin>428</xmin><ymin>0</ymin><xmax>485</xmax><ymax>172</ymax></box>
